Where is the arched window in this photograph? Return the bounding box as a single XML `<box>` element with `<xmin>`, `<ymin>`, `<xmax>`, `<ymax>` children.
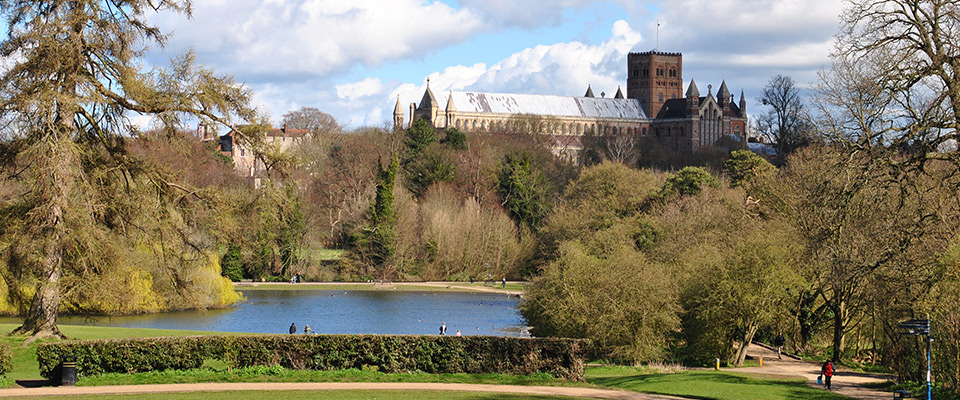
<box><xmin>659</xmin><ymin>93</ymin><xmax>663</xmax><ymax>102</ymax></box>
<box><xmin>643</xmin><ymin>68</ymin><xmax>649</xmax><ymax>77</ymax></box>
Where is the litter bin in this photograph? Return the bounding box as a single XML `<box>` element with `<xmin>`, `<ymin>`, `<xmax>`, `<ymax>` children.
<box><xmin>60</xmin><ymin>355</ymin><xmax>76</xmax><ymax>386</ymax></box>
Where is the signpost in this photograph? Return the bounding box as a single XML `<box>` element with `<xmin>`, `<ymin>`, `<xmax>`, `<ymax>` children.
<box><xmin>899</xmin><ymin>318</ymin><xmax>932</xmax><ymax>400</ymax></box>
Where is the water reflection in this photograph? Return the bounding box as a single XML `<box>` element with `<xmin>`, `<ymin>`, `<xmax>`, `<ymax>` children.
<box><xmin>2</xmin><ymin>290</ymin><xmax>528</xmax><ymax>337</ymax></box>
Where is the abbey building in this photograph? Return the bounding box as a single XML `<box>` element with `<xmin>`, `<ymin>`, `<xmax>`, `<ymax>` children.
<box><xmin>394</xmin><ymin>51</ymin><xmax>748</xmax><ymax>155</ymax></box>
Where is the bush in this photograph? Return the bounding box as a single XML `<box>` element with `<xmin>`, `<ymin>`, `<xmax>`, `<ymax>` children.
<box><xmin>0</xmin><ymin>343</ymin><xmax>10</xmax><ymax>377</ymax></box>
<box><xmin>36</xmin><ymin>335</ymin><xmax>588</xmax><ymax>381</ymax></box>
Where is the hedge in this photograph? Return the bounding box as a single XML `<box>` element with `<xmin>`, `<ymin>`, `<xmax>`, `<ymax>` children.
<box><xmin>37</xmin><ymin>335</ymin><xmax>588</xmax><ymax>381</ymax></box>
<box><xmin>0</xmin><ymin>343</ymin><xmax>10</xmax><ymax>377</ymax></box>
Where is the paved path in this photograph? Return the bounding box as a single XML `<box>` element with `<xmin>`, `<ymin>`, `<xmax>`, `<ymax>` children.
<box><xmin>737</xmin><ymin>343</ymin><xmax>892</xmax><ymax>400</ymax></box>
<box><xmin>0</xmin><ymin>382</ymin><xmax>682</xmax><ymax>399</ymax></box>
<box><xmin>235</xmin><ymin>281</ymin><xmax>521</xmax><ymax>295</ymax></box>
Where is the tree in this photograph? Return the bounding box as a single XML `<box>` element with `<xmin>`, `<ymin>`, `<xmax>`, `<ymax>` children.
<box><xmin>659</xmin><ymin>167</ymin><xmax>719</xmax><ymax>199</ymax></box>
<box><xmin>353</xmin><ymin>156</ymin><xmax>400</xmax><ymax>278</ymax></box>
<box><xmin>495</xmin><ymin>152</ymin><xmax>554</xmax><ymax>232</ymax></box>
<box><xmin>404</xmin><ymin>119</ymin><xmax>438</xmax><ymax>161</ymax></box>
<box><xmin>755</xmin><ymin>75</ymin><xmax>810</xmax><ymax>160</ymax></box>
<box><xmin>579</xmin><ymin>127</ymin><xmax>641</xmax><ymax>167</ymax></box>
<box><xmin>0</xmin><ymin>1</ymin><xmax>259</xmax><ymax>338</ymax></box>
<box><xmin>440</xmin><ymin>128</ymin><xmax>467</xmax><ymax>150</ymax></box>
<box><xmin>824</xmin><ymin>0</ymin><xmax>960</xmax><ymax>167</ymax></box>
<box><xmin>280</xmin><ymin>107</ymin><xmax>339</xmax><ymax>135</ymax></box>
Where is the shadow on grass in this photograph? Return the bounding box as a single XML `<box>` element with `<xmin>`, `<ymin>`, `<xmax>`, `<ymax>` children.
<box><xmin>589</xmin><ymin>371</ymin><xmax>852</xmax><ymax>400</ymax></box>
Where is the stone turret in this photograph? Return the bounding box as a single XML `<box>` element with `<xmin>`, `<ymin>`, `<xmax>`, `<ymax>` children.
<box><xmin>393</xmin><ymin>95</ymin><xmax>404</xmax><ymax>131</ymax></box>
<box><xmin>718</xmin><ymin>80</ymin><xmax>730</xmax><ymax>107</ymax></box>
<box><xmin>686</xmin><ymin>79</ymin><xmax>700</xmax><ymax>112</ymax></box>
<box><xmin>445</xmin><ymin>90</ymin><xmax>456</xmax><ymax>128</ymax></box>
<box><xmin>585</xmin><ymin>85</ymin><xmax>595</xmax><ymax>98</ymax></box>
<box><xmin>614</xmin><ymin>86</ymin><xmax>624</xmax><ymax>99</ymax></box>
<box><xmin>739</xmin><ymin>89</ymin><xmax>747</xmax><ymax>115</ymax></box>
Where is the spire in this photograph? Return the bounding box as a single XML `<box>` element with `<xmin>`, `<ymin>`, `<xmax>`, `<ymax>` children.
<box><xmin>393</xmin><ymin>95</ymin><xmax>403</xmax><ymax>116</ymax></box>
<box><xmin>718</xmin><ymin>80</ymin><xmax>730</xmax><ymax>104</ymax></box>
<box><xmin>445</xmin><ymin>90</ymin><xmax>456</xmax><ymax>112</ymax></box>
<box><xmin>739</xmin><ymin>89</ymin><xmax>747</xmax><ymax>114</ymax></box>
<box><xmin>614</xmin><ymin>86</ymin><xmax>624</xmax><ymax>99</ymax></box>
<box><xmin>584</xmin><ymin>84</ymin><xmax>595</xmax><ymax>98</ymax></box>
<box><xmin>685</xmin><ymin>79</ymin><xmax>700</xmax><ymax>98</ymax></box>
<box><xmin>419</xmin><ymin>79</ymin><xmax>439</xmax><ymax>109</ymax></box>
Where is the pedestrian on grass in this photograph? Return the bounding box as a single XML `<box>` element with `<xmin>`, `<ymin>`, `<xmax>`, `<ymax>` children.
<box><xmin>774</xmin><ymin>332</ymin><xmax>786</xmax><ymax>359</ymax></box>
<box><xmin>821</xmin><ymin>360</ymin><xmax>834</xmax><ymax>390</ymax></box>
<box><xmin>289</xmin><ymin>322</ymin><xmax>297</xmax><ymax>334</ymax></box>
<box><xmin>502</xmin><ymin>277</ymin><xmax>506</xmax><ymax>288</ymax></box>
<box><xmin>440</xmin><ymin>322</ymin><xmax>447</xmax><ymax>335</ymax></box>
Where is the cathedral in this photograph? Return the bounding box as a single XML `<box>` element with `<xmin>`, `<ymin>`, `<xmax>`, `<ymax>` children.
<box><xmin>394</xmin><ymin>51</ymin><xmax>748</xmax><ymax>155</ymax></box>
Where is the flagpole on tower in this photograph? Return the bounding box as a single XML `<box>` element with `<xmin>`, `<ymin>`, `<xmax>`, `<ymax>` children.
<box><xmin>656</xmin><ymin>19</ymin><xmax>660</xmax><ymax>51</ymax></box>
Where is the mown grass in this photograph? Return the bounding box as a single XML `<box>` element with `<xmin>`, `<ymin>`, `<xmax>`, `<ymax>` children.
<box><xmin>585</xmin><ymin>366</ymin><xmax>854</xmax><ymax>400</ymax></box>
<box><xmin>0</xmin><ymin>323</ymin><xmax>865</xmax><ymax>400</ymax></box>
<box><xmin>0</xmin><ymin>323</ymin><xmax>243</xmax><ymax>385</ymax></box>
<box><xmin>3</xmin><ymin>390</ymin><xmax>586</xmax><ymax>400</ymax></box>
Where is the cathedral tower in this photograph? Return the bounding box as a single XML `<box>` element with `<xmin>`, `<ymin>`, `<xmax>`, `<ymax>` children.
<box><xmin>627</xmin><ymin>51</ymin><xmax>683</xmax><ymax>117</ymax></box>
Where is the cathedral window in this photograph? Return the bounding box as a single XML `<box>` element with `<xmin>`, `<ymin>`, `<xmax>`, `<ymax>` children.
<box><xmin>643</xmin><ymin>68</ymin><xmax>649</xmax><ymax>77</ymax></box>
<box><xmin>659</xmin><ymin>93</ymin><xmax>663</xmax><ymax>102</ymax></box>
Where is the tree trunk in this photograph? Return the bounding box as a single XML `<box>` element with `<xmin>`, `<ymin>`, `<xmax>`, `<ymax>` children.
<box><xmin>832</xmin><ymin>301</ymin><xmax>847</xmax><ymax>362</ymax></box>
<box><xmin>734</xmin><ymin>322</ymin><xmax>760</xmax><ymax>366</ymax></box>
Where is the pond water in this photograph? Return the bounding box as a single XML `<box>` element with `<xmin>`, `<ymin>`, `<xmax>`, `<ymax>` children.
<box><xmin>11</xmin><ymin>290</ymin><xmax>529</xmax><ymax>337</ymax></box>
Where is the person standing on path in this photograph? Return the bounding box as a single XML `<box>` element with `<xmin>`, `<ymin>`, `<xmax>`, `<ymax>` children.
<box><xmin>502</xmin><ymin>277</ymin><xmax>506</xmax><ymax>288</ymax></box>
<box><xmin>304</xmin><ymin>324</ymin><xmax>314</xmax><ymax>334</ymax></box>
<box><xmin>289</xmin><ymin>322</ymin><xmax>297</xmax><ymax>334</ymax></box>
<box><xmin>440</xmin><ymin>322</ymin><xmax>447</xmax><ymax>335</ymax></box>
<box><xmin>774</xmin><ymin>332</ymin><xmax>786</xmax><ymax>359</ymax></box>
<box><xmin>821</xmin><ymin>360</ymin><xmax>834</xmax><ymax>390</ymax></box>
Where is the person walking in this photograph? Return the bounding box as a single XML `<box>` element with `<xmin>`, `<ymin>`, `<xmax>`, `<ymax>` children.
<box><xmin>502</xmin><ymin>277</ymin><xmax>506</xmax><ymax>288</ymax></box>
<box><xmin>304</xmin><ymin>324</ymin><xmax>314</xmax><ymax>334</ymax></box>
<box><xmin>821</xmin><ymin>360</ymin><xmax>834</xmax><ymax>390</ymax></box>
<box><xmin>774</xmin><ymin>332</ymin><xmax>786</xmax><ymax>359</ymax></box>
<box><xmin>289</xmin><ymin>322</ymin><xmax>297</xmax><ymax>334</ymax></box>
<box><xmin>440</xmin><ymin>322</ymin><xmax>447</xmax><ymax>335</ymax></box>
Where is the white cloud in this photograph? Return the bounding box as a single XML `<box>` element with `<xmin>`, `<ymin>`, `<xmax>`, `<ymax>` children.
<box><xmin>151</xmin><ymin>0</ymin><xmax>484</xmax><ymax>79</ymax></box>
<box><xmin>335</xmin><ymin>77</ymin><xmax>382</xmax><ymax>102</ymax></box>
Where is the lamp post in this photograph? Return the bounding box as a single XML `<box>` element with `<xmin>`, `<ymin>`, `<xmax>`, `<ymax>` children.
<box><xmin>899</xmin><ymin>318</ymin><xmax>932</xmax><ymax>400</ymax></box>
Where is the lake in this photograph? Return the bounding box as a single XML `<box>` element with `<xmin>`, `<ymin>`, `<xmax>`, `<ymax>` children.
<box><xmin>16</xmin><ymin>290</ymin><xmax>529</xmax><ymax>337</ymax></box>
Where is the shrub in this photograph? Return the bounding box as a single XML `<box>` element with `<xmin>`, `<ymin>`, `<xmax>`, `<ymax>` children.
<box><xmin>37</xmin><ymin>335</ymin><xmax>588</xmax><ymax>381</ymax></box>
<box><xmin>0</xmin><ymin>343</ymin><xmax>10</xmax><ymax>377</ymax></box>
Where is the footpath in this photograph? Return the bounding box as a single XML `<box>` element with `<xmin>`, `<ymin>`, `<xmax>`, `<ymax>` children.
<box><xmin>738</xmin><ymin>343</ymin><xmax>892</xmax><ymax>400</ymax></box>
<box><xmin>0</xmin><ymin>382</ymin><xmax>683</xmax><ymax>399</ymax></box>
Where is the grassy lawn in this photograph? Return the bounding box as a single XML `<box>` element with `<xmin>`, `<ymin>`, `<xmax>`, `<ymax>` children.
<box><xmin>0</xmin><ymin>323</ymin><xmax>243</xmax><ymax>385</ymax></box>
<box><xmin>3</xmin><ymin>390</ymin><xmax>586</xmax><ymax>400</ymax></box>
<box><xmin>0</xmin><ymin>324</ymin><xmax>866</xmax><ymax>400</ymax></box>
<box><xmin>586</xmin><ymin>366</ymin><xmax>853</xmax><ymax>400</ymax></box>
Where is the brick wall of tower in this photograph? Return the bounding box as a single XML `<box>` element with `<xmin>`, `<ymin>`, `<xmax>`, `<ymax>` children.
<box><xmin>626</xmin><ymin>51</ymin><xmax>683</xmax><ymax>118</ymax></box>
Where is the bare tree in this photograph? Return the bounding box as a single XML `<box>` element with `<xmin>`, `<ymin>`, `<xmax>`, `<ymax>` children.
<box><xmin>281</xmin><ymin>107</ymin><xmax>340</xmax><ymax>135</ymax></box>
<box><xmin>756</xmin><ymin>75</ymin><xmax>810</xmax><ymax>159</ymax></box>
<box><xmin>830</xmin><ymin>0</ymin><xmax>960</xmax><ymax>165</ymax></box>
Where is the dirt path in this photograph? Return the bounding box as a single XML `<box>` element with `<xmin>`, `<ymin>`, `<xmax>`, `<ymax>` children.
<box><xmin>235</xmin><ymin>281</ymin><xmax>521</xmax><ymax>296</ymax></box>
<box><xmin>736</xmin><ymin>343</ymin><xmax>892</xmax><ymax>400</ymax></box>
<box><xmin>0</xmin><ymin>382</ymin><xmax>683</xmax><ymax>399</ymax></box>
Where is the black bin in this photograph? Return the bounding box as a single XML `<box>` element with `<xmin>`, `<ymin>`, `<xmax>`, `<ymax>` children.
<box><xmin>60</xmin><ymin>355</ymin><xmax>76</xmax><ymax>386</ymax></box>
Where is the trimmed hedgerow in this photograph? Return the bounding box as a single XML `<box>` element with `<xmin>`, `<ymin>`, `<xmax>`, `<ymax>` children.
<box><xmin>36</xmin><ymin>335</ymin><xmax>588</xmax><ymax>381</ymax></box>
<box><xmin>0</xmin><ymin>343</ymin><xmax>10</xmax><ymax>377</ymax></box>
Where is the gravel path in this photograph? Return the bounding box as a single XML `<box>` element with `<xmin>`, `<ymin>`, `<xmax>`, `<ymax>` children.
<box><xmin>0</xmin><ymin>382</ymin><xmax>683</xmax><ymax>399</ymax></box>
<box><xmin>738</xmin><ymin>343</ymin><xmax>893</xmax><ymax>400</ymax></box>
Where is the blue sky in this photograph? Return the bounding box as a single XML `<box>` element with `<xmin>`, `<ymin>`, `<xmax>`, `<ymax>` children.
<box><xmin>140</xmin><ymin>0</ymin><xmax>843</xmax><ymax>129</ymax></box>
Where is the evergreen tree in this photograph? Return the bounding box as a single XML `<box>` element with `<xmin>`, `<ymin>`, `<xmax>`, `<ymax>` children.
<box><xmin>0</xmin><ymin>1</ymin><xmax>260</xmax><ymax>338</ymax></box>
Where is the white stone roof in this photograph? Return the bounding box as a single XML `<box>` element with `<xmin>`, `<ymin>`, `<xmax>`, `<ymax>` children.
<box><xmin>442</xmin><ymin>91</ymin><xmax>648</xmax><ymax>120</ymax></box>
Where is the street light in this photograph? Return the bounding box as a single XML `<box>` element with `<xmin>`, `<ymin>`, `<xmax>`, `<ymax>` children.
<box><xmin>899</xmin><ymin>318</ymin><xmax>933</xmax><ymax>400</ymax></box>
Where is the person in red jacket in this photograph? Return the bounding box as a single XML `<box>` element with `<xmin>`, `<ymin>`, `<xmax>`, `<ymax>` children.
<box><xmin>821</xmin><ymin>360</ymin><xmax>834</xmax><ymax>390</ymax></box>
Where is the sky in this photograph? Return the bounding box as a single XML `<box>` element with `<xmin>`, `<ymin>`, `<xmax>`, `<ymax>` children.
<box><xmin>143</xmin><ymin>0</ymin><xmax>845</xmax><ymax>129</ymax></box>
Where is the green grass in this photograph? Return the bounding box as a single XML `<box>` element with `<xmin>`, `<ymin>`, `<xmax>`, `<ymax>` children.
<box><xmin>3</xmin><ymin>390</ymin><xmax>586</xmax><ymax>400</ymax></box>
<box><xmin>0</xmin><ymin>323</ymin><xmax>241</xmax><ymax>385</ymax></box>
<box><xmin>585</xmin><ymin>366</ymin><xmax>854</xmax><ymax>400</ymax></box>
